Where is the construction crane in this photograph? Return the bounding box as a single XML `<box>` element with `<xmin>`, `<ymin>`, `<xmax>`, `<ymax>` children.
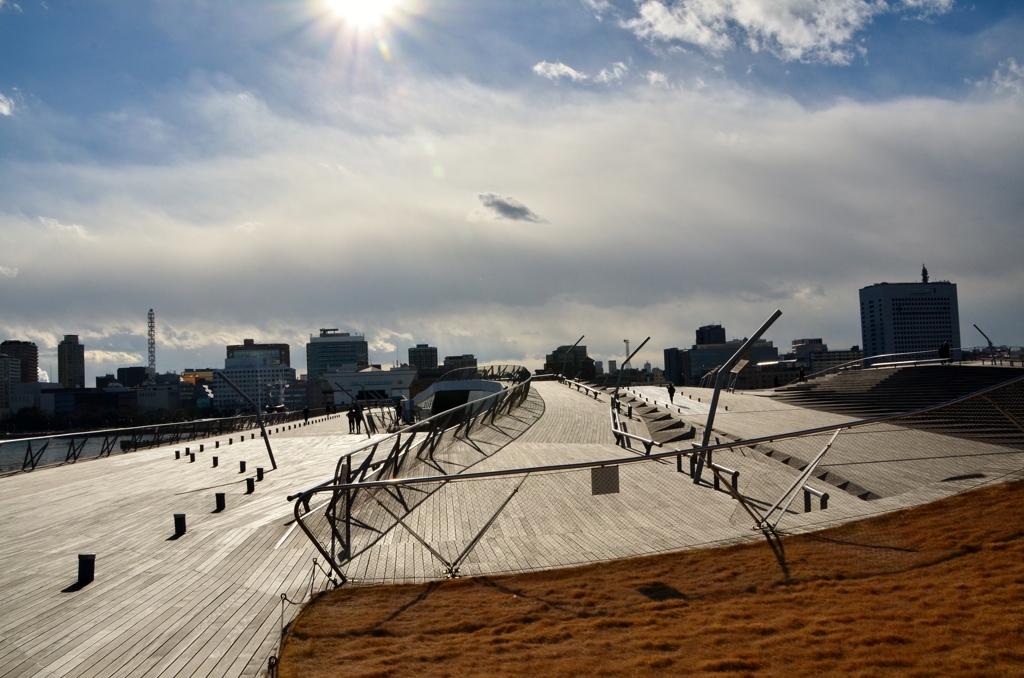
<box><xmin>973</xmin><ymin>324</ymin><xmax>994</xmax><ymax>349</ymax></box>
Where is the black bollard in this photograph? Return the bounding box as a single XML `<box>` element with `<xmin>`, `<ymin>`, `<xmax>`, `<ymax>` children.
<box><xmin>175</xmin><ymin>450</ymin><xmax>180</xmax><ymax>460</ymax></box>
<box><xmin>216</xmin><ymin>440</ymin><xmax>219</xmax><ymax>449</ymax></box>
<box><xmin>185</xmin><ymin>447</ymin><xmax>190</xmax><ymax>454</ymax></box>
<box><xmin>256</xmin><ymin>467</ymin><xmax>264</xmax><ymax>481</ymax></box>
<box><xmin>246</xmin><ymin>477</ymin><xmax>255</xmax><ymax>494</ymax></box>
<box><xmin>215</xmin><ymin>493</ymin><xmax>225</xmax><ymax>512</ymax></box>
<box><xmin>174</xmin><ymin>513</ymin><xmax>186</xmax><ymax>536</ymax></box>
<box><xmin>239</xmin><ymin>460</ymin><xmax>246</xmax><ymax>473</ymax></box>
<box><xmin>200</xmin><ymin>444</ymin><xmax>204</xmax><ymax>452</ymax></box>
<box><xmin>78</xmin><ymin>553</ymin><xmax>95</xmax><ymax>585</ymax></box>
<box><xmin>212</xmin><ymin>456</ymin><xmax>218</xmax><ymax>467</ymax></box>
<box><xmin>228</xmin><ymin>437</ymin><xmax>232</xmax><ymax>445</ymax></box>
<box><xmin>189</xmin><ymin>452</ymin><xmax>195</xmax><ymax>463</ymax></box>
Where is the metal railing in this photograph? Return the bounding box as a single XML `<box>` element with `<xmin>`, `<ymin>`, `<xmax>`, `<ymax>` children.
<box><xmin>290</xmin><ymin>366</ymin><xmax>533</xmax><ymax>584</ymax></box>
<box><xmin>287</xmin><ymin>370</ymin><xmax>1024</xmax><ymax>585</ymax></box>
<box><xmin>0</xmin><ymin>408</ymin><xmax>328</xmax><ymax>475</ymax></box>
<box><xmin>558</xmin><ymin>377</ymin><xmax>602</xmax><ymax>400</ymax></box>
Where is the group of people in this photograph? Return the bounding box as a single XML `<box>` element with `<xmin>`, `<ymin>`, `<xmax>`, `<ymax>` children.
<box><xmin>346</xmin><ymin>404</ymin><xmax>364</xmax><ymax>434</ymax></box>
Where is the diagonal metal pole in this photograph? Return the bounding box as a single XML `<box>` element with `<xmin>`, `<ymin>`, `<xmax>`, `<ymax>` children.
<box><xmin>693</xmin><ymin>311</ymin><xmax>781</xmax><ymax>482</ymax></box>
<box><xmin>215</xmin><ymin>370</ymin><xmax>277</xmax><ymax>470</ymax></box>
<box><xmin>560</xmin><ymin>335</ymin><xmax>585</xmax><ymax>379</ymax></box>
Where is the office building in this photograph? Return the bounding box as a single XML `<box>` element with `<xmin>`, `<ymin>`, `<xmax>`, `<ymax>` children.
<box><xmin>0</xmin><ymin>340</ymin><xmax>38</xmax><ymax>383</ymax></box>
<box><xmin>696</xmin><ymin>324</ymin><xmax>726</xmax><ymax>346</ymax></box>
<box><xmin>323</xmin><ymin>366</ymin><xmax>418</xmax><ymax>405</ymax></box>
<box><xmin>859</xmin><ymin>270</ymin><xmax>960</xmax><ymax>358</ymax></box>
<box><xmin>442</xmin><ymin>354</ymin><xmax>478</xmax><ymax>371</ymax></box>
<box><xmin>543</xmin><ymin>345</ymin><xmax>595</xmax><ymax>379</ymax></box>
<box><xmin>227</xmin><ymin>339</ymin><xmax>290</xmax><ymax>366</ymax></box>
<box><xmin>408</xmin><ymin>344</ymin><xmax>438</xmax><ymax>370</ymax></box>
<box><xmin>117</xmin><ymin>366</ymin><xmax>150</xmax><ymax>388</ymax></box>
<box><xmin>209</xmin><ymin>356</ymin><xmax>296</xmax><ymax>414</ymax></box>
<box><xmin>1</xmin><ymin>355</ymin><xmax>20</xmax><ymax>411</ymax></box>
<box><xmin>58</xmin><ymin>335</ymin><xmax>85</xmax><ymax>389</ymax></box>
<box><xmin>664</xmin><ymin>325</ymin><xmax>778</xmax><ymax>385</ymax></box>
<box><xmin>306</xmin><ymin>329</ymin><xmax>369</xmax><ymax>378</ymax></box>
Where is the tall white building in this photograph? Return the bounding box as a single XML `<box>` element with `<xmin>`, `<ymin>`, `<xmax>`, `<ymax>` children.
<box><xmin>210</xmin><ymin>357</ymin><xmax>296</xmax><ymax>413</ymax></box>
<box><xmin>859</xmin><ymin>270</ymin><xmax>960</xmax><ymax>358</ymax></box>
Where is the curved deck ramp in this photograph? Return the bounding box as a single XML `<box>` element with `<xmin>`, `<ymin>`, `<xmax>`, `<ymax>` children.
<box><xmin>336</xmin><ymin>377</ymin><xmax>1024</xmax><ymax>586</ymax></box>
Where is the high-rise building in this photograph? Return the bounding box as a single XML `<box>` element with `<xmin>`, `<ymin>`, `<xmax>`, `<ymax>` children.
<box><xmin>408</xmin><ymin>344</ymin><xmax>438</xmax><ymax>370</ymax></box>
<box><xmin>0</xmin><ymin>340</ymin><xmax>39</xmax><ymax>383</ymax></box>
<box><xmin>117</xmin><ymin>366</ymin><xmax>150</xmax><ymax>388</ymax></box>
<box><xmin>664</xmin><ymin>325</ymin><xmax>778</xmax><ymax>385</ymax></box>
<box><xmin>210</xmin><ymin>356</ymin><xmax>296</xmax><ymax>413</ymax></box>
<box><xmin>58</xmin><ymin>335</ymin><xmax>86</xmax><ymax>388</ymax></box>
<box><xmin>696</xmin><ymin>324</ymin><xmax>726</xmax><ymax>346</ymax></box>
<box><xmin>227</xmin><ymin>339</ymin><xmax>290</xmax><ymax>366</ymax></box>
<box><xmin>0</xmin><ymin>355</ymin><xmax>20</xmax><ymax>410</ymax></box>
<box><xmin>306</xmin><ymin>329</ymin><xmax>369</xmax><ymax>378</ymax></box>
<box><xmin>859</xmin><ymin>270</ymin><xmax>960</xmax><ymax>358</ymax></box>
<box><xmin>543</xmin><ymin>345</ymin><xmax>594</xmax><ymax>379</ymax></box>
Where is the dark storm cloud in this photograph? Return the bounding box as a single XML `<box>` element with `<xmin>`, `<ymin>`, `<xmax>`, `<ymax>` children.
<box><xmin>477</xmin><ymin>193</ymin><xmax>547</xmax><ymax>223</ymax></box>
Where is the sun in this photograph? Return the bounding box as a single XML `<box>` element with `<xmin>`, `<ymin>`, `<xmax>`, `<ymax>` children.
<box><xmin>325</xmin><ymin>0</ymin><xmax>399</xmax><ymax>28</ymax></box>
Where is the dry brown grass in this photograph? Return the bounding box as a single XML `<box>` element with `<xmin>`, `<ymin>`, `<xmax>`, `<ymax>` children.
<box><xmin>279</xmin><ymin>480</ymin><xmax>1024</xmax><ymax>677</ymax></box>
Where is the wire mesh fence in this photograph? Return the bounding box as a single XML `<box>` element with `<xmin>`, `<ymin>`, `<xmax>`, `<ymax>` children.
<box><xmin>295</xmin><ymin>373</ymin><xmax>1024</xmax><ymax>587</ymax></box>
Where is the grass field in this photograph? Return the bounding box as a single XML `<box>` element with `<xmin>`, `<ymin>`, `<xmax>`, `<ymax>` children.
<box><xmin>279</xmin><ymin>479</ymin><xmax>1024</xmax><ymax>677</ymax></box>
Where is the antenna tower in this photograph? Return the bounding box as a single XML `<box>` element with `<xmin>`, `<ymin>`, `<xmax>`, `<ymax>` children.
<box><xmin>147</xmin><ymin>309</ymin><xmax>156</xmax><ymax>379</ymax></box>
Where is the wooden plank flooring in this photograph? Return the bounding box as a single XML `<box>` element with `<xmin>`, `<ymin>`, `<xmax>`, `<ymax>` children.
<box><xmin>0</xmin><ymin>414</ymin><xmax>380</xmax><ymax>678</ymax></box>
<box><xmin>5</xmin><ymin>382</ymin><xmax>1024</xmax><ymax>677</ymax></box>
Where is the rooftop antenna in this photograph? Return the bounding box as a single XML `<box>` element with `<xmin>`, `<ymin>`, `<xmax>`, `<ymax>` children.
<box><xmin>147</xmin><ymin>309</ymin><xmax>156</xmax><ymax>380</ymax></box>
<box><xmin>921</xmin><ymin>264</ymin><xmax>929</xmax><ymax>284</ymax></box>
<box><xmin>973</xmin><ymin>324</ymin><xmax>993</xmax><ymax>349</ymax></box>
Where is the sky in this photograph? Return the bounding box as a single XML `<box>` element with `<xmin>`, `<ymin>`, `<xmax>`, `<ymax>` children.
<box><xmin>1</xmin><ymin>0</ymin><xmax>1022</xmax><ymax>382</ymax></box>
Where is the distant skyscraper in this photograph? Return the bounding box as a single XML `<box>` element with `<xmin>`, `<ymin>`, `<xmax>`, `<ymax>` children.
<box><xmin>58</xmin><ymin>335</ymin><xmax>86</xmax><ymax>388</ymax></box>
<box><xmin>227</xmin><ymin>339</ymin><xmax>290</xmax><ymax>366</ymax></box>
<box><xmin>408</xmin><ymin>344</ymin><xmax>438</xmax><ymax>370</ymax></box>
<box><xmin>859</xmin><ymin>273</ymin><xmax>960</xmax><ymax>358</ymax></box>
<box><xmin>0</xmin><ymin>355</ymin><xmax>20</xmax><ymax>410</ymax></box>
<box><xmin>0</xmin><ymin>340</ymin><xmax>38</xmax><ymax>383</ymax></box>
<box><xmin>696</xmin><ymin>324</ymin><xmax>726</xmax><ymax>345</ymax></box>
<box><xmin>306</xmin><ymin>329</ymin><xmax>369</xmax><ymax>378</ymax></box>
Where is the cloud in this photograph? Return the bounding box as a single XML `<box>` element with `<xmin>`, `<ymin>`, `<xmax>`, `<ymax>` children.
<box><xmin>622</xmin><ymin>0</ymin><xmax>954</xmax><ymax>64</ymax></box>
<box><xmin>235</xmin><ymin>221</ymin><xmax>262</xmax><ymax>234</ymax></box>
<box><xmin>475</xmin><ymin>193</ymin><xmax>547</xmax><ymax>223</ymax></box>
<box><xmin>533</xmin><ymin>61</ymin><xmax>588</xmax><ymax>81</ymax></box>
<box><xmin>596</xmin><ymin>62</ymin><xmax>629</xmax><ymax>83</ymax></box>
<box><xmin>985</xmin><ymin>58</ymin><xmax>1024</xmax><ymax>97</ymax></box>
<box><xmin>38</xmin><ymin>216</ymin><xmax>91</xmax><ymax>238</ymax></box>
<box><xmin>1</xmin><ymin>75</ymin><xmax>1023</xmax><ymax>376</ymax></box>
<box><xmin>0</xmin><ymin>265</ymin><xmax>17</xmax><ymax>278</ymax></box>
<box><xmin>0</xmin><ymin>92</ymin><xmax>13</xmax><ymax>116</ymax></box>
<box><xmin>646</xmin><ymin>70</ymin><xmax>668</xmax><ymax>86</ymax></box>
<box><xmin>85</xmin><ymin>350</ymin><xmax>145</xmax><ymax>366</ymax></box>
<box><xmin>581</xmin><ymin>0</ymin><xmax>613</xmax><ymax>13</ymax></box>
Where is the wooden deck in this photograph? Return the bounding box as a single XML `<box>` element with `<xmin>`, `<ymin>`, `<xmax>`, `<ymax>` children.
<box><xmin>0</xmin><ymin>414</ymin><xmax>380</xmax><ymax>678</ymax></box>
<box><xmin>3</xmin><ymin>380</ymin><xmax>1024</xmax><ymax>677</ymax></box>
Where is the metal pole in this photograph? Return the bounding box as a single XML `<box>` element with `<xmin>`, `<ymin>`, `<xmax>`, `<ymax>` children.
<box><xmin>561</xmin><ymin>335</ymin><xmax>585</xmax><ymax>380</ymax></box>
<box><xmin>214</xmin><ymin>370</ymin><xmax>277</xmax><ymax>470</ymax></box>
<box><xmin>694</xmin><ymin>310</ymin><xmax>781</xmax><ymax>482</ymax></box>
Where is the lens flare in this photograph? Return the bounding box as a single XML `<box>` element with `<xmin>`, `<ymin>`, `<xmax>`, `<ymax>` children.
<box><xmin>325</xmin><ymin>0</ymin><xmax>399</xmax><ymax>27</ymax></box>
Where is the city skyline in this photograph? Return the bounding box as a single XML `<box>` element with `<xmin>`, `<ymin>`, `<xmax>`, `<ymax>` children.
<box><xmin>1</xmin><ymin>1</ymin><xmax>1022</xmax><ymax>383</ymax></box>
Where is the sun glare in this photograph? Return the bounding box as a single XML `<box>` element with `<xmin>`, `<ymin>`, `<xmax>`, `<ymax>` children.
<box><xmin>325</xmin><ymin>0</ymin><xmax>399</xmax><ymax>27</ymax></box>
